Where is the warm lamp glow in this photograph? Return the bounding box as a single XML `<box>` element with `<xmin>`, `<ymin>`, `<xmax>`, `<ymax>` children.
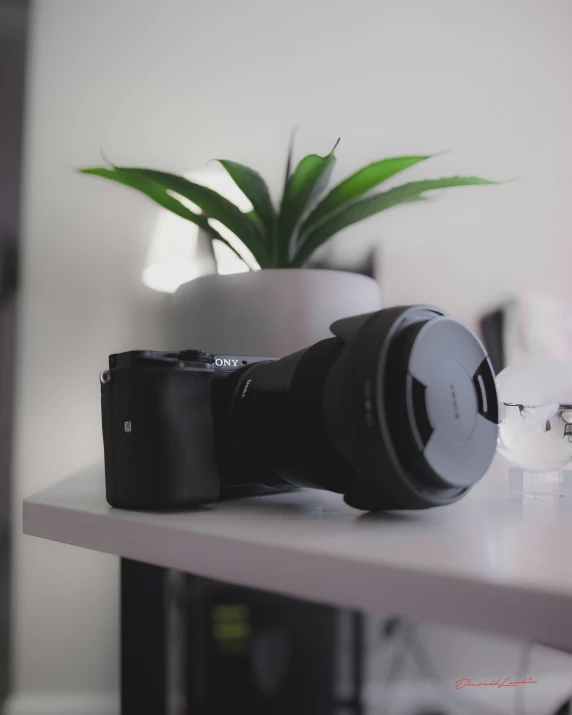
<box><xmin>142</xmin><ymin>261</ymin><xmax>201</xmax><ymax>294</ymax></box>
<box><xmin>142</xmin><ymin>166</ymin><xmax>254</xmax><ymax>293</ymax></box>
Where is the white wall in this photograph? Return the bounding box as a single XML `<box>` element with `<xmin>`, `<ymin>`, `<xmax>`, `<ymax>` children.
<box><xmin>9</xmin><ymin>0</ymin><xmax>572</xmax><ymax>709</ymax></box>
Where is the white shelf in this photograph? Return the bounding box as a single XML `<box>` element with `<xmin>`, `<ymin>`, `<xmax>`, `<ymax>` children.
<box><xmin>23</xmin><ymin>458</ymin><xmax>572</xmax><ymax>651</ymax></box>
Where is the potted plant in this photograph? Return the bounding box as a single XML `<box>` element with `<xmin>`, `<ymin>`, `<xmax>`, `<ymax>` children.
<box><xmin>82</xmin><ymin>140</ymin><xmax>496</xmax><ymax>355</ymax></box>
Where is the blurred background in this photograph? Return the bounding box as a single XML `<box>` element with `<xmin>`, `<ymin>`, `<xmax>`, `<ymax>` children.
<box><xmin>1</xmin><ymin>0</ymin><xmax>571</xmax><ymax>714</ymax></box>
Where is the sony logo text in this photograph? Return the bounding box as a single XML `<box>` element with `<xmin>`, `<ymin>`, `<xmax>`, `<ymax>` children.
<box><xmin>215</xmin><ymin>358</ymin><xmax>239</xmax><ymax>367</ymax></box>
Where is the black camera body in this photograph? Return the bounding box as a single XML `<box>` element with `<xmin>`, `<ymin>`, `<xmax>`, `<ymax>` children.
<box><xmin>101</xmin><ymin>350</ymin><xmax>281</xmax><ymax>509</ymax></box>
<box><xmin>101</xmin><ymin>306</ymin><xmax>499</xmax><ymax>512</ymax></box>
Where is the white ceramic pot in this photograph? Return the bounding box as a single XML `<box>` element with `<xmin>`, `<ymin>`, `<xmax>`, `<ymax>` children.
<box><xmin>171</xmin><ymin>269</ymin><xmax>382</xmax><ymax>356</ymax></box>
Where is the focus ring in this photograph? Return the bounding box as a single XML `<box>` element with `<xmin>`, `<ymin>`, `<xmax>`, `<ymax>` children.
<box><xmin>288</xmin><ymin>338</ymin><xmax>353</xmax><ymax>493</ymax></box>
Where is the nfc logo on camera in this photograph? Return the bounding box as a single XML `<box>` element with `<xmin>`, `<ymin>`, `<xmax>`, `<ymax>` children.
<box><xmin>124</xmin><ymin>421</ymin><xmax>132</xmax><ymax>433</ymax></box>
<box><xmin>215</xmin><ymin>358</ymin><xmax>239</xmax><ymax>367</ymax></box>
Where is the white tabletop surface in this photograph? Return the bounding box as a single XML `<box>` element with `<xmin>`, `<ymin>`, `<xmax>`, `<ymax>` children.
<box><xmin>23</xmin><ymin>458</ymin><xmax>572</xmax><ymax>651</ymax></box>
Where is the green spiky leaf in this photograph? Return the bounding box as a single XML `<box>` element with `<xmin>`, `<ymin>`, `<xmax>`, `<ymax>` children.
<box><xmin>217</xmin><ymin>160</ymin><xmax>275</xmax><ymax>239</ymax></box>
<box><xmin>80</xmin><ymin>167</ymin><xmax>252</xmax><ymax>267</ymax></box>
<box><xmin>283</xmin><ymin>127</ymin><xmax>297</xmax><ymax>191</ymax></box>
<box><xmin>277</xmin><ymin>139</ymin><xmax>339</xmax><ymax>264</ymax></box>
<box><xmin>293</xmin><ymin>176</ymin><xmax>497</xmax><ymax>267</ymax></box>
<box><xmin>94</xmin><ymin>166</ymin><xmax>270</xmax><ymax>268</ymax></box>
<box><xmin>302</xmin><ymin>155</ymin><xmax>431</xmax><ymax>233</ymax></box>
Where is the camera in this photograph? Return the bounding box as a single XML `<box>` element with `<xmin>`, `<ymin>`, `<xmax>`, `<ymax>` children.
<box><xmin>100</xmin><ymin>305</ymin><xmax>499</xmax><ymax>512</ymax></box>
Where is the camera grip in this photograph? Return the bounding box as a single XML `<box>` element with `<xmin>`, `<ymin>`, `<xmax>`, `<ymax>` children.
<box><xmin>102</xmin><ymin>367</ymin><xmax>220</xmax><ymax>509</ymax></box>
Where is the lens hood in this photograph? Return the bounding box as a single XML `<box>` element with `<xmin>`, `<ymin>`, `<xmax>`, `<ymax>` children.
<box><xmin>324</xmin><ymin>306</ymin><xmax>498</xmax><ymax>510</ymax></box>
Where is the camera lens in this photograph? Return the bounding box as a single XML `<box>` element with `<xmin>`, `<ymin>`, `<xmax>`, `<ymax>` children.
<box><xmin>225</xmin><ymin>305</ymin><xmax>498</xmax><ymax>511</ymax></box>
<box><xmin>223</xmin><ymin>337</ymin><xmax>351</xmax><ymax>494</ymax></box>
